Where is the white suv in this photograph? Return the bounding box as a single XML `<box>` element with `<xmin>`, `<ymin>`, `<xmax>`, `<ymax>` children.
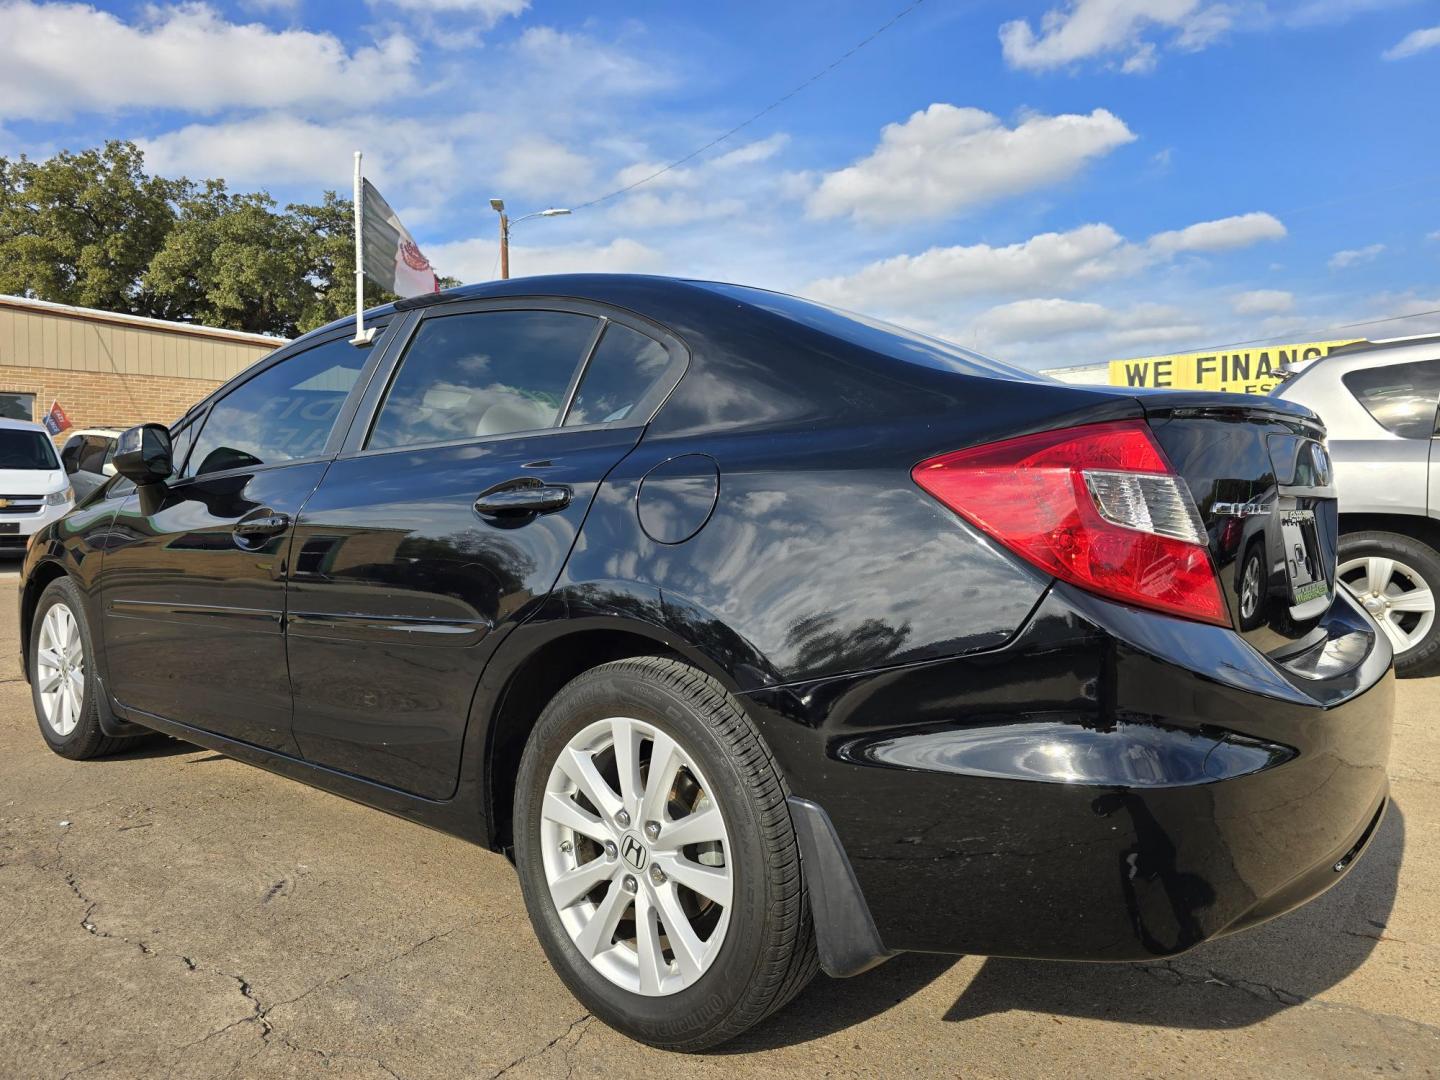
<box><xmin>0</xmin><ymin>419</ymin><xmax>74</xmax><ymax>556</ymax></box>
<box><xmin>1274</xmin><ymin>334</ymin><xmax>1440</xmax><ymax>675</ymax></box>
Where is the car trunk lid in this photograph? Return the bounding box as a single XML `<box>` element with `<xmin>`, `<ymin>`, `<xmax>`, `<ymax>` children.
<box><xmin>1137</xmin><ymin>391</ymin><xmax>1339</xmax><ymax>654</ymax></box>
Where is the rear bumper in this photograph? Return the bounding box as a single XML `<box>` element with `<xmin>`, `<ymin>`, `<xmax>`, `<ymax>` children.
<box><xmin>744</xmin><ymin>583</ymin><xmax>1394</xmax><ymax>962</ymax></box>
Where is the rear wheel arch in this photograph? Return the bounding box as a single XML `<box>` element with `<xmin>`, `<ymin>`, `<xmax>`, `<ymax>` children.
<box><xmin>483</xmin><ymin>622</ymin><xmax>747</xmax><ymax>853</ymax></box>
<box><xmin>1339</xmin><ymin>512</ymin><xmax>1440</xmax><ymax>552</ymax></box>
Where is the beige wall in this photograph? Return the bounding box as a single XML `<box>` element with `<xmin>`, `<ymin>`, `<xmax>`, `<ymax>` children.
<box><xmin>0</xmin><ymin>298</ymin><xmax>283</xmax><ymax>436</ymax></box>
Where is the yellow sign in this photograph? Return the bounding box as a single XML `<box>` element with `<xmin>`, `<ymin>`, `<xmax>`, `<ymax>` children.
<box><xmin>1107</xmin><ymin>339</ymin><xmax>1361</xmax><ymax>394</ymax></box>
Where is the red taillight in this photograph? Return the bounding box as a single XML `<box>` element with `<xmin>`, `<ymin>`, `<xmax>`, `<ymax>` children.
<box><xmin>912</xmin><ymin>420</ymin><xmax>1230</xmax><ymax>627</ymax></box>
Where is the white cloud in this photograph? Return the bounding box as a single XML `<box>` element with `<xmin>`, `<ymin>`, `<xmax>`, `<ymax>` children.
<box><xmin>0</xmin><ymin>2</ymin><xmax>419</xmax><ymax>120</ymax></box>
<box><xmin>497</xmin><ymin>137</ymin><xmax>595</xmax><ymax>196</ymax></box>
<box><xmin>806</xmin><ymin>224</ymin><xmax>1144</xmax><ymax>311</ymax></box>
<box><xmin>1384</xmin><ymin>26</ymin><xmax>1440</xmax><ymax>60</ymax></box>
<box><xmin>372</xmin><ymin>0</ymin><xmax>528</xmax><ymax>17</ymax></box>
<box><xmin>608</xmin><ymin>193</ymin><xmax>747</xmax><ymax>228</ymax></box>
<box><xmin>137</xmin><ymin>112</ymin><xmax>479</xmax><ymax>194</ymax></box>
<box><xmin>999</xmin><ymin>0</ymin><xmax>1228</xmax><ymax>73</ymax></box>
<box><xmin>426</xmin><ymin>235</ymin><xmax>663</xmax><ymax>283</ymax></box>
<box><xmin>511</xmin><ymin>26</ymin><xmax>672</xmax><ymax>97</ymax></box>
<box><xmin>959</xmin><ymin>297</ymin><xmax>1205</xmax><ymax>368</ymax></box>
<box><xmin>600</xmin><ymin>136</ymin><xmax>793</xmax><ymax>228</ymax></box>
<box><xmin>804</xmin><ymin>212</ymin><xmax>1285</xmax><ymax>313</ymax></box>
<box><xmin>1231</xmin><ymin>289</ymin><xmax>1295</xmax><ymax>315</ymax></box>
<box><xmin>1329</xmin><ymin>244</ymin><xmax>1386</xmax><ymax>270</ymax></box>
<box><xmin>808</xmin><ymin>105</ymin><xmax>1136</xmax><ymax>225</ymax></box>
<box><xmin>971</xmin><ymin>298</ymin><xmax>1114</xmax><ymax>342</ymax></box>
<box><xmin>1147</xmin><ymin>211</ymin><xmax>1286</xmax><ymax>253</ymax></box>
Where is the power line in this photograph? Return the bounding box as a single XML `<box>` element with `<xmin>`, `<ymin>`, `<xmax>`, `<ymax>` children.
<box><xmin>1194</xmin><ymin>306</ymin><xmax>1440</xmax><ymax>353</ymax></box>
<box><xmin>568</xmin><ymin>0</ymin><xmax>929</xmax><ymax>214</ymax></box>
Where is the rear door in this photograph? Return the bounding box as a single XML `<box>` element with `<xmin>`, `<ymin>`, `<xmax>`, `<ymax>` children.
<box><xmin>284</xmin><ymin>300</ymin><xmax>685</xmax><ymax>797</ymax></box>
<box><xmin>100</xmin><ymin>327</ymin><xmax>390</xmax><ymax>750</ymax></box>
<box><xmin>1333</xmin><ymin>359</ymin><xmax>1438</xmax><ymax>516</ymax></box>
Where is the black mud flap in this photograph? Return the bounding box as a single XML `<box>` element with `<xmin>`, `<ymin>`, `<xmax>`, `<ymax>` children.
<box><xmin>787</xmin><ymin>795</ymin><xmax>896</xmax><ymax>978</ymax></box>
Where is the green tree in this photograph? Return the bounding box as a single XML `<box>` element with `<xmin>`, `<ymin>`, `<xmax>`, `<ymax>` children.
<box><xmin>146</xmin><ymin>181</ymin><xmax>316</xmax><ymax>336</ymax></box>
<box><xmin>0</xmin><ymin>140</ymin><xmax>184</xmax><ymax>316</ymax></box>
<box><xmin>0</xmin><ymin>140</ymin><xmax>460</xmax><ymax>337</ymax></box>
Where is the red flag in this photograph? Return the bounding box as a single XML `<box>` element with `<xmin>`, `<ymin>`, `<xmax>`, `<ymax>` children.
<box><xmin>42</xmin><ymin>400</ymin><xmax>71</xmax><ymax>436</ymax></box>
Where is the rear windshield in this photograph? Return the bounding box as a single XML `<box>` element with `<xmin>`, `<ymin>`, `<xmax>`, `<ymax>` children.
<box><xmin>700</xmin><ymin>282</ymin><xmax>1039</xmax><ymax>382</ymax></box>
<box><xmin>0</xmin><ymin>429</ymin><xmax>59</xmax><ymax>470</ymax></box>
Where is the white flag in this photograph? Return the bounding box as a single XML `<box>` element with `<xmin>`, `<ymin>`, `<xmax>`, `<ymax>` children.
<box><xmin>360</xmin><ymin>179</ymin><xmax>439</xmax><ymax>298</ymax></box>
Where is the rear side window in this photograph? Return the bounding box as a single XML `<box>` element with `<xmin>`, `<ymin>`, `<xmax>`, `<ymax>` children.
<box><xmin>563</xmin><ymin>323</ymin><xmax>670</xmax><ymax>426</ymax></box>
<box><xmin>77</xmin><ymin>437</ymin><xmax>110</xmax><ymax>474</ymax></box>
<box><xmin>368</xmin><ymin>310</ymin><xmax>598</xmax><ymax>449</ymax></box>
<box><xmin>186</xmin><ymin>337</ymin><xmax>365</xmax><ymax>476</ymax></box>
<box><xmin>1342</xmin><ymin>360</ymin><xmax>1440</xmax><ymax>438</ymax></box>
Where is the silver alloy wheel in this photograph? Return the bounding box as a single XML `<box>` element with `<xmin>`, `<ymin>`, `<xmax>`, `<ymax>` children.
<box><xmin>1339</xmin><ymin>554</ymin><xmax>1436</xmax><ymax>655</ymax></box>
<box><xmin>540</xmin><ymin>716</ymin><xmax>733</xmax><ymax>997</ymax></box>
<box><xmin>36</xmin><ymin>602</ymin><xmax>85</xmax><ymax>737</ymax></box>
<box><xmin>1240</xmin><ymin>554</ymin><xmax>1262</xmax><ymax>621</ymax></box>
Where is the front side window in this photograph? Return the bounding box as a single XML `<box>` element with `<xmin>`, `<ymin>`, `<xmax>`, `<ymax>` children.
<box><xmin>0</xmin><ymin>428</ymin><xmax>59</xmax><ymax>470</ymax></box>
<box><xmin>1342</xmin><ymin>360</ymin><xmax>1440</xmax><ymax>439</ymax></box>
<box><xmin>563</xmin><ymin>323</ymin><xmax>670</xmax><ymax>426</ymax></box>
<box><xmin>186</xmin><ymin>337</ymin><xmax>365</xmax><ymax>476</ymax></box>
<box><xmin>368</xmin><ymin>310</ymin><xmax>598</xmax><ymax>449</ymax></box>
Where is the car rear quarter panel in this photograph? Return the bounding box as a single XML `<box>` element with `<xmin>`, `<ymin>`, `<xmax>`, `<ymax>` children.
<box><xmin>558</xmin><ymin>423</ymin><xmax>1046</xmax><ymax>690</ymax></box>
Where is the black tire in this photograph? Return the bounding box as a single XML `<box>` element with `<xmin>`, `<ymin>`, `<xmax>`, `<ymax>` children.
<box><xmin>30</xmin><ymin>577</ymin><xmax>133</xmax><ymax>759</ymax></box>
<box><xmin>513</xmin><ymin>656</ymin><xmax>818</xmax><ymax>1051</ymax></box>
<box><xmin>1339</xmin><ymin>530</ymin><xmax>1440</xmax><ymax>678</ymax></box>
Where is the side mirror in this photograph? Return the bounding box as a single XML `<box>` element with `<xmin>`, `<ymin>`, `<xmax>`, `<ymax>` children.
<box><xmin>60</xmin><ymin>443</ymin><xmax>81</xmax><ymax>474</ymax></box>
<box><xmin>113</xmin><ymin>424</ymin><xmax>174</xmax><ymax>485</ymax></box>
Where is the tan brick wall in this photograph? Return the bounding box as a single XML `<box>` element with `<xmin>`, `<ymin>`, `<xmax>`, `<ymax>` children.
<box><xmin>0</xmin><ymin>364</ymin><xmax>224</xmax><ymax>441</ymax></box>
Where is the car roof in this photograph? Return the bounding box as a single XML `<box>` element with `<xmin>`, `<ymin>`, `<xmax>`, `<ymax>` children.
<box><xmin>0</xmin><ymin>417</ymin><xmax>50</xmax><ymax>434</ymax></box>
<box><xmin>292</xmin><ymin>272</ymin><xmax>1033</xmax><ymax>384</ymax></box>
<box><xmin>63</xmin><ymin>428</ymin><xmax>121</xmax><ymax>438</ymax></box>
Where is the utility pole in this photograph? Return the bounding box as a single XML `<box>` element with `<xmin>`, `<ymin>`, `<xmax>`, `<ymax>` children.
<box><xmin>489</xmin><ymin>199</ymin><xmax>572</xmax><ymax>280</ymax></box>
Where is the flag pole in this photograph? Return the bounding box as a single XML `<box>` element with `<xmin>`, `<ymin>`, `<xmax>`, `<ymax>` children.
<box><xmin>350</xmin><ymin>150</ymin><xmax>375</xmax><ymax>346</ymax></box>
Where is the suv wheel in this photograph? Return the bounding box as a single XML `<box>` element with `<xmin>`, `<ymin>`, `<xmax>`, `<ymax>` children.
<box><xmin>31</xmin><ymin>577</ymin><xmax>135</xmax><ymax>759</ymax></box>
<box><xmin>513</xmin><ymin>656</ymin><xmax>817</xmax><ymax>1050</ymax></box>
<box><xmin>1338</xmin><ymin>530</ymin><xmax>1440</xmax><ymax>677</ymax></box>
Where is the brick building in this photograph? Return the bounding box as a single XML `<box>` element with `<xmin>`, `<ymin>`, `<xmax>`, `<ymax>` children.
<box><xmin>0</xmin><ymin>294</ymin><xmax>285</xmax><ymax>437</ymax></box>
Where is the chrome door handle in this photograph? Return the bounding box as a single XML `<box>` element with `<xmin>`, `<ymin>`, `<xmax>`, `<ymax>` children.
<box><xmin>474</xmin><ymin>480</ymin><xmax>572</xmax><ymax>516</ymax></box>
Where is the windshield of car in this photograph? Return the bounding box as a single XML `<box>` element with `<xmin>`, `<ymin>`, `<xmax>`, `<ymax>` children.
<box><xmin>0</xmin><ymin>429</ymin><xmax>60</xmax><ymax>470</ymax></box>
<box><xmin>698</xmin><ymin>282</ymin><xmax>1043</xmax><ymax>383</ymax></box>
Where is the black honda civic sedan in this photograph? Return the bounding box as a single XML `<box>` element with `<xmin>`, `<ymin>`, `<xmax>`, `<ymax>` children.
<box><xmin>19</xmin><ymin>275</ymin><xmax>1393</xmax><ymax>1049</ymax></box>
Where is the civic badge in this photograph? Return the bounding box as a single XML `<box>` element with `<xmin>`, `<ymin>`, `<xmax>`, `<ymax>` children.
<box><xmin>1212</xmin><ymin>499</ymin><xmax>1273</xmax><ymax>518</ymax></box>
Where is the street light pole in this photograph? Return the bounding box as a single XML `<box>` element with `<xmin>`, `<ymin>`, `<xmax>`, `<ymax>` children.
<box><xmin>489</xmin><ymin>199</ymin><xmax>572</xmax><ymax>280</ymax></box>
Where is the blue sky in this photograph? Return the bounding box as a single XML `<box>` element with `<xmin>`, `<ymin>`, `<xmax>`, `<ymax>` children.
<box><xmin>1</xmin><ymin>0</ymin><xmax>1437</xmax><ymax>367</ymax></box>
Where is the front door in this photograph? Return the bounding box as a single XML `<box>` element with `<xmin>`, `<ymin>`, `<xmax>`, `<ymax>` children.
<box><xmin>285</xmin><ymin>303</ymin><xmax>684</xmax><ymax>797</ymax></box>
<box><xmin>100</xmin><ymin>331</ymin><xmax>381</xmax><ymax>751</ymax></box>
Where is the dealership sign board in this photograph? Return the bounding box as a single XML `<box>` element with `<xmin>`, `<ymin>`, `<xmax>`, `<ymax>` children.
<box><xmin>1107</xmin><ymin>339</ymin><xmax>1361</xmax><ymax>394</ymax></box>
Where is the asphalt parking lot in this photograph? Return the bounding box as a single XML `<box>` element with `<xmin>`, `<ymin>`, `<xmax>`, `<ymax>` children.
<box><xmin>1</xmin><ymin>568</ymin><xmax>1437</xmax><ymax>1079</ymax></box>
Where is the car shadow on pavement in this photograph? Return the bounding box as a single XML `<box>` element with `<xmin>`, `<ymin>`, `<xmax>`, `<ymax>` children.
<box><xmin>105</xmin><ymin>735</ymin><xmax>198</xmax><ymax>761</ymax></box>
<box><xmin>727</xmin><ymin>802</ymin><xmax>1403</xmax><ymax>1050</ymax></box>
<box><xmin>944</xmin><ymin>801</ymin><xmax>1405</xmax><ymax>1029</ymax></box>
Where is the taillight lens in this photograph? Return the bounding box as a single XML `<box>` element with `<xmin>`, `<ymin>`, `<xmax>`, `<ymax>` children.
<box><xmin>912</xmin><ymin>420</ymin><xmax>1230</xmax><ymax>627</ymax></box>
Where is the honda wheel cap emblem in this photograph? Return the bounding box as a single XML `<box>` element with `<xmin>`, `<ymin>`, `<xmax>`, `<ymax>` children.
<box><xmin>620</xmin><ymin>833</ymin><xmax>647</xmax><ymax>870</ymax></box>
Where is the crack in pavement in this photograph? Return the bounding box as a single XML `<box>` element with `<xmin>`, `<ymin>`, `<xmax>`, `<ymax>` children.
<box><xmin>41</xmin><ymin>827</ymin><xmax>483</xmax><ymax>1078</ymax></box>
<box><xmin>487</xmin><ymin>1014</ymin><xmax>594</xmax><ymax>1079</ymax></box>
<box><xmin>1136</xmin><ymin>961</ymin><xmax>1440</xmax><ymax>1040</ymax></box>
